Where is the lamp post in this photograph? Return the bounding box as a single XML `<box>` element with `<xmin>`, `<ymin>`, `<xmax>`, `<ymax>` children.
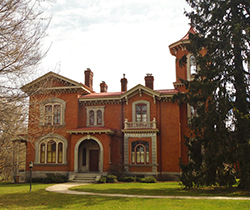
<box><xmin>29</xmin><ymin>161</ymin><xmax>33</xmax><ymax>192</ymax></box>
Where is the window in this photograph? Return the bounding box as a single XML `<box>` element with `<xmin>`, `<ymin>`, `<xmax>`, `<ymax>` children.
<box><xmin>38</xmin><ymin>139</ymin><xmax>66</xmax><ymax>164</ymax></box>
<box><xmin>136</xmin><ymin>104</ymin><xmax>147</xmax><ymax>122</ymax></box>
<box><xmin>190</xmin><ymin>55</ymin><xmax>196</xmax><ymax>75</ymax></box>
<box><xmin>89</xmin><ymin>110</ymin><xmax>95</xmax><ymax>125</ymax></box>
<box><xmin>187</xmin><ymin>54</ymin><xmax>197</xmax><ymax>81</ymax></box>
<box><xmin>40</xmin><ymin>98</ymin><xmax>66</xmax><ymax>126</ymax></box>
<box><xmin>132</xmin><ymin>100</ymin><xmax>150</xmax><ymax>122</ymax></box>
<box><xmin>45</xmin><ymin>104</ymin><xmax>61</xmax><ymax>125</ymax></box>
<box><xmin>131</xmin><ymin>141</ymin><xmax>150</xmax><ymax>164</ymax></box>
<box><xmin>86</xmin><ymin>106</ymin><xmax>105</xmax><ymax>127</ymax></box>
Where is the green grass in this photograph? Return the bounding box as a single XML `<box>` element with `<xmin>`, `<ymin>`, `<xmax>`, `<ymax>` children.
<box><xmin>71</xmin><ymin>182</ymin><xmax>250</xmax><ymax>197</ymax></box>
<box><xmin>0</xmin><ymin>182</ymin><xmax>249</xmax><ymax>210</ymax></box>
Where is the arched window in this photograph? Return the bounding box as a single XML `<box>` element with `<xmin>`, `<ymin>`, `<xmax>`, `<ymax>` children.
<box><xmin>86</xmin><ymin>106</ymin><xmax>105</xmax><ymax>127</ymax></box>
<box><xmin>89</xmin><ymin>110</ymin><xmax>94</xmax><ymax>125</ymax></box>
<box><xmin>97</xmin><ymin>110</ymin><xmax>102</xmax><ymax>125</ymax></box>
<box><xmin>58</xmin><ymin>143</ymin><xmax>63</xmax><ymax>163</ymax></box>
<box><xmin>131</xmin><ymin>141</ymin><xmax>150</xmax><ymax>164</ymax></box>
<box><xmin>40</xmin><ymin>143</ymin><xmax>45</xmax><ymax>163</ymax></box>
<box><xmin>40</xmin><ymin>98</ymin><xmax>66</xmax><ymax>126</ymax></box>
<box><xmin>47</xmin><ymin>140</ymin><xmax>56</xmax><ymax>163</ymax></box>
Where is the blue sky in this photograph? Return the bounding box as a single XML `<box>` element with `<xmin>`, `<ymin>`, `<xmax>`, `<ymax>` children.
<box><xmin>41</xmin><ymin>0</ymin><xmax>191</xmax><ymax>92</ymax></box>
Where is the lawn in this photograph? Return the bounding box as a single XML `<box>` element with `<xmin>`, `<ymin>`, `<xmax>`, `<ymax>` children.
<box><xmin>0</xmin><ymin>182</ymin><xmax>249</xmax><ymax>210</ymax></box>
<box><xmin>71</xmin><ymin>181</ymin><xmax>250</xmax><ymax>197</ymax></box>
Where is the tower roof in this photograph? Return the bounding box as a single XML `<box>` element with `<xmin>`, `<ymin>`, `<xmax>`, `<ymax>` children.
<box><xmin>169</xmin><ymin>25</ymin><xmax>197</xmax><ymax>56</ymax></box>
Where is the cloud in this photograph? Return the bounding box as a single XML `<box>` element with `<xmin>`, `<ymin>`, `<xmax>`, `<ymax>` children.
<box><xmin>41</xmin><ymin>0</ymin><xmax>190</xmax><ymax>92</ymax></box>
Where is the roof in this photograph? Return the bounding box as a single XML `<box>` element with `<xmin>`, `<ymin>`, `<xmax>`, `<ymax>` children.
<box><xmin>21</xmin><ymin>71</ymin><xmax>92</xmax><ymax>95</ymax></box>
<box><xmin>79</xmin><ymin>84</ymin><xmax>178</xmax><ymax>104</ymax></box>
<box><xmin>169</xmin><ymin>26</ymin><xmax>197</xmax><ymax>55</ymax></box>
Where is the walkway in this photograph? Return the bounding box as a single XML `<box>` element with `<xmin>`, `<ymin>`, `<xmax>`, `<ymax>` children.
<box><xmin>46</xmin><ymin>183</ymin><xmax>250</xmax><ymax>200</ymax></box>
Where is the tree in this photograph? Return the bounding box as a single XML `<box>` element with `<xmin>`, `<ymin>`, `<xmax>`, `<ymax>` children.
<box><xmin>0</xmin><ymin>0</ymin><xmax>50</xmax><ymax>181</ymax></box>
<box><xmin>174</xmin><ymin>0</ymin><xmax>250</xmax><ymax>189</ymax></box>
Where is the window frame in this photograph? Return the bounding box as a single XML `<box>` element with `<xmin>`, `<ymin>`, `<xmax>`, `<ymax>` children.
<box><xmin>131</xmin><ymin>141</ymin><xmax>150</xmax><ymax>165</ymax></box>
<box><xmin>132</xmin><ymin>100</ymin><xmax>150</xmax><ymax>122</ymax></box>
<box><xmin>187</xmin><ymin>53</ymin><xmax>197</xmax><ymax>81</ymax></box>
<box><xmin>35</xmin><ymin>134</ymin><xmax>68</xmax><ymax>164</ymax></box>
<box><xmin>86</xmin><ymin>106</ymin><xmax>105</xmax><ymax>127</ymax></box>
<box><xmin>40</xmin><ymin>98</ymin><xmax>66</xmax><ymax>126</ymax></box>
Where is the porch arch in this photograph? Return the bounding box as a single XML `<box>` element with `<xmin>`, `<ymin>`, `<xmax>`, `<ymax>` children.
<box><xmin>74</xmin><ymin>135</ymin><xmax>103</xmax><ymax>173</ymax></box>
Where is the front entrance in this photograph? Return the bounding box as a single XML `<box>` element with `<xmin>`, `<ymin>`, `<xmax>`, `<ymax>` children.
<box><xmin>78</xmin><ymin>139</ymin><xmax>100</xmax><ymax>173</ymax></box>
<box><xmin>89</xmin><ymin>150</ymin><xmax>99</xmax><ymax>171</ymax></box>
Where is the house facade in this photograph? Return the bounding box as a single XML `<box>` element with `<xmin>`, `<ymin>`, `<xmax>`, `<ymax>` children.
<box><xmin>20</xmin><ymin>27</ymin><xmax>196</xmax><ymax>181</ymax></box>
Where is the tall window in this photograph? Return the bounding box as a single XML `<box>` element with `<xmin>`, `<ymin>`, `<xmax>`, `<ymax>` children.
<box><xmin>190</xmin><ymin>55</ymin><xmax>196</xmax><ymax>75</ymax></box>
<box><xmin>47</xmin><ymin>140</ymin><xmax>56</xmax><ymax>163</ymax></box>
<box><xmin>39</xmin><ymin>140</ymin><xmax>65</xmax><ymax>164</ymax></box>
<box><xmin>40</xmin><ymin>143</ymin><xmax>45</xmax><ymax>163</ymax></box>
<box><xmin>44</xmin><ymin>104</ymin><xmax>62</xmax><ymax>125</ymax></box>
<box><xmin>97</xmin><ymin>110</ymin><xmax>102</xmax><ymax>125</ymax></box>
<box><xmin>136</xmin><ymin>104</ymin><xmax>147</xmax><ymax>122</ymax></box>
<box><xmin>131</xmin><ymin>141</ymin><xmax>149</xmax><ymax>164</ymax></box>
<box><xmin>58</xmin><ymin>143</ymin><xmax>63</xmax><ymax>163</ymax></box>
<box><xmin>89</xmin><ymin>110</ymin><xmax>95</xmax><ymax>125</ymax></box>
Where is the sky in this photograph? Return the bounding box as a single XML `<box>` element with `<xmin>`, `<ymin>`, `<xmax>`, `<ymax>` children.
<box><xmin>40</xmin><ymin>0</ymin><xmax>191</xmax><ymax>93</ymax></box>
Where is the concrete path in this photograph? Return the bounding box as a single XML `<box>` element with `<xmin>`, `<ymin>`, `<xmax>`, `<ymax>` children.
<box><xmin>46</xmin><ymin>183</ymin><xmax>250</xmax><ymax>200</ymax></box>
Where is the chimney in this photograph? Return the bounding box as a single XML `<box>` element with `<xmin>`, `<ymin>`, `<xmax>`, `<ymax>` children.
<box><xmin>120</xmin><ymin>74</ymin><xmax>127</xmax><ymax>92</ymax></box>
<box><xmin>84</xmin><ymin>68</ymin><xmax>93</xmax><ymax>90</ymax></box>
<box><xmin>100</xmin><ymin>81</ymin><xmax>108</xmax><ymax>93</ymax></box>
<box><xmin>145</xmin><ymin>73</ymin><xmax>154</xmax><ymax>89</ymax></box>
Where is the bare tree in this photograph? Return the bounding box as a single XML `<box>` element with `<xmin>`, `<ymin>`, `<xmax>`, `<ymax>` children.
<box><xmin>0</xmin><ymin>0</ymin><xmax>51</xmax><ymax>181</ymax></box>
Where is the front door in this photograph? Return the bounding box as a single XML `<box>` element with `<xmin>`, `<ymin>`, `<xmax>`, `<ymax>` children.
<box><xmin>89</xmin><ymin>150</ymin><xmax>99</xmax><ymax>171</ymax></box>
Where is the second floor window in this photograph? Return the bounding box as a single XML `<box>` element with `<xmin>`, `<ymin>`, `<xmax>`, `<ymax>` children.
<box><xmin>136</xmin><ymin>104</ymin><xmax>147</xmax><ymax>122</ymax></box>
<box><xmin>45</xmin><ymin>104</ymin><xmax>62</xmax><ymax>125</ymax></box>
<box><xmin>86</xmin><ymin>106</ymin><xmax>105</xmax><ymax>127</ymax></box>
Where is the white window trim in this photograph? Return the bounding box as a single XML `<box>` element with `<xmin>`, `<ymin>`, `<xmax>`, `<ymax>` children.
<box><xmin>35</xmin><ymin>134</ymin><xmax>68</xmax><ymax>164</ymax></box>
<box><xmin>132</xmin><ymin>100</ymin><xmax>150</xmax><ymax>122</ymax></box>
<box><xmin>86</xmin><ymin>106</ymin><xmax>105</xmax><ymax>127</ymax></box>
<box><xmin>39</xmin><ymin>98</ymin><xmax>66</xmax><ymax>126</ymax></box>
<box><xmin>187</xmin><ymin>53</ymin><xmax>197</xmax><ymax>81</ymax></box>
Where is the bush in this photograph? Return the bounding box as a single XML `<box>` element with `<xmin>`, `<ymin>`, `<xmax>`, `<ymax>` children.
<box><xmin>97</xmin><ymin>177</ymin><xmax>106</xmax><ymax>183</ymax></box>
<box><xmin>32</xmin><ymin>173</ymin><xmax>68</xmax><ymax>183</ymax></box>
<box><xmin>106</xmin><ymin>175</ymin><xmax>118</xmax><ymax>183</ymax></box>
<box><xmin>123</xmin><ymin>176</ymin><xmax>135</xmax><ymax>182</ymax></box>
<box><xmin>108</xmin><ymin>164</ymin><xmax>126</xmax><ymax>181</ymax></box>
<box><xmin>139</xmin><ymin>176</ymin><xmax>157</xmax><ymax>183</ymax></box>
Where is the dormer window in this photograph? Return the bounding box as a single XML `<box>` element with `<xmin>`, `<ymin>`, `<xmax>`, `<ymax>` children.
<box><xmin>86</xmin><ymin>106</ymin><xmax>105</xmax><ymax>127</ymax></box>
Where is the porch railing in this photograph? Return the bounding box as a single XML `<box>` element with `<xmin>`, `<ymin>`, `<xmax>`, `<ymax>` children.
<box><xmin>124</xmin><ymin>118</ymin><xmax>157</xmax><ymax>129</ymax></box>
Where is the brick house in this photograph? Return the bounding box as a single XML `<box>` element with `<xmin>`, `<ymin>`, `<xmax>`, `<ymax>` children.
<box><xmin>20</xmin><ymin>27</ymin><xmax>196</xmax><ymax>181</ymax></box>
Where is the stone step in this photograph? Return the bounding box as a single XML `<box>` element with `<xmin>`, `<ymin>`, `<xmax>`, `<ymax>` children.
<box><xmin>69</xmin><ymin>173</ymin><xmax>100</xmax><ymax>183</ymax></box>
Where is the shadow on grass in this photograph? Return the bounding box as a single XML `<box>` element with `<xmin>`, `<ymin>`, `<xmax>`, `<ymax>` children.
<box><xmin>0</xmin><ymin>187</ymin><xmax>132</xmax><ymax>209</ymax></box>
<box><xmin>71</xmin><ymin>184</ymin><xmax>250</xmax><ymax>197</ymax></box>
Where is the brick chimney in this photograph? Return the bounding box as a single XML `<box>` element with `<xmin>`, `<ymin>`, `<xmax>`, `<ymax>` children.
<box><xmin>145</xmin><ymin>73</ymin><xmax>154</xmax><ymax>89</ymax></box>
<box><xmin>84</xmin><ymin>68</ymin><xmax>93</xmax><ymax>90</ymax></box>
<box><xmin>100</xmin><ymin>81</ymin><xmax>108</xmax><ymax>93</ymax></box>
<box><xmin>120</xmin><ymin>74</ymin><xmax>127</xmax><ymax>92</ymax></box>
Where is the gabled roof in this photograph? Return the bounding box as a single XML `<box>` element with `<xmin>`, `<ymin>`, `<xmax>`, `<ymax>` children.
<box><xmin>79</xmin><ymin>83</ymin><xmax>177</xmax><ymax>104</ymax></box>
<box><xmin>21</xmin><ymin>71</ymin><xmax>92</xmax><ymax>95</ymax></box>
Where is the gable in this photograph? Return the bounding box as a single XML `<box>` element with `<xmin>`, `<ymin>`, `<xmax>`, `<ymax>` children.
<box><xmin>21</xmin><ymin>72</ymin><xmax>91</xmax><ymax>95</ymax></box>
